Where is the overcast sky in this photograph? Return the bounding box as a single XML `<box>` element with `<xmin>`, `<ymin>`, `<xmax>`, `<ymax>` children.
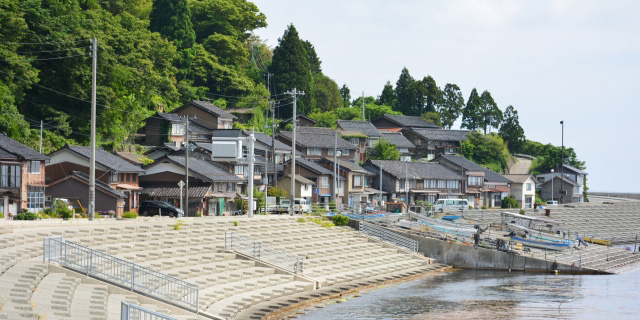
<box><xmin>251</xmin><ymin>0</ymin><xmax>640</xmax><ymax>192</ymax></box>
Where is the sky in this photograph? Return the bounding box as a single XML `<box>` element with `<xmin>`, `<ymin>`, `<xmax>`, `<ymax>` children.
<box><xmin>251</xmin><ymin>0</ymin><xmax>640</xmax><ymax>192</ymax></box>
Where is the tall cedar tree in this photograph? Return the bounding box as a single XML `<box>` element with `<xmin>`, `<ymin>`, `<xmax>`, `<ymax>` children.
<box><xmin>394</xmin><ymin>67</ymin><xmax>416</xmax><ymax>115</ymax></box>
<box><xmin>499</xmin><ymin>105</ymin><xmax>525</xmax><ymax>153</ymax></box>
<box><xmin>480</xmin><ymin>90</ymin><xmax>503</xmax><ymax>134</ymax></box>
<box><xmin>423</xmin><ymin>75</ymin><xmax>443</xmax><ymax>113</ymax></box>
<box><xmin>439</xmin><ymin>83</ymin><xmax>465</xmax><ymax>129</ymax></box>
<box><xmin>149</xmin><ymin>0</ymin><xmax>196</xmax><ymax>78</ymax></box>
<box><xmin>461</xmin><ymin>88</ymin><xmax>483</xmax><ymax>131</ymax></box>
<box><xmin>269</xmin><ymin>24</ymin><xmax>314</xmax><ymax>117</ymax></box>
<box><xmin>303</xmin><ymin>40</ymin><xmax>322</xmax><ymax>74</ymax></box>
<box><xmin>340</xmin><ymin>84</ymin><xmax>351</xmax><ymax>108</ymax></box>
<box><xmin>377</xmin><ymin>81</ymin><xmax>395</xmax><ymax>106</ymax></box>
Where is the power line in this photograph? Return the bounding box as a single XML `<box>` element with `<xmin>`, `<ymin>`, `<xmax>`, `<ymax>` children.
<box><xmin>15</xmin><ymin>46</ymin><xmax>90</xmax><ymax>54</ymax></box>
<box><xmin>0</xmin><ymin>53</ymin><xmax>86</xmax><ymax>62</ymax></box>
<box><xmin>0</xmin><ymin>39</ymin><xmax>90</xmax><ymax>45</ymax></box>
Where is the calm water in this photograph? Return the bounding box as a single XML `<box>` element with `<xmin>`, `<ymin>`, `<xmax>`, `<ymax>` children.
<box><xmin>296</xmin><ymin>270</ymin><xmax>640</xmax><ymax>320</ymax></box>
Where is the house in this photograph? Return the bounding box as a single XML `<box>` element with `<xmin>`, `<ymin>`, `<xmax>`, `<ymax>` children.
<box><xmin>371</xmin><ymin>114</ymin><xmax>440</xmax><ymax>132</ymax></box>
<box><xmin>536</xmin><ymin>164</ymin><xmax>588</xmax><ymax>203</ymax></box>
<box><xmin>379</xmin><ymin>132</ymin><xmax>415</xmax><ymax>161</ymax></box>
<box><xmin>46</xmin><ymin>146</ymin><xmax>144</xmax><ymax>215</ymax></box>
<box><xmin>277</xmin><ymin>127</ymin><xmax>357</xmax><ymax>162</ymax></box>
<box><xmin>404</xmin><ymin>128</ymin><xmax>470</xmax><ymax>160</ymax></box>
<box><xmin>436</xmin><ymin>155</ymin><xmax>511</xmax><ymax>208</ymax></box>
<box><xmin>363</xmin><ymin>160</ymin><xmax>464</xmax><ymax>205</ymax></box>
<box><xmin>0</xmin><ymin>134</ymin><xmax>49</xmax><ymax>217</ymax></box>
<box><xmin>539</xmin><ymin>176</ymin><xmax>582</xmax><ymax>204</ymax></box>
<box><xmin>144</xmin><ymin>112</ymin><xmax>217</xmax><ymax>148</ymax></box>
<box><xmin>171</xmin><ymin>100</ymin><xmax>237</xmax><ymax>130</ymax></box>
<box><xmin>278</xmin><ymin>174</ymin><xmax>314</xmax><ymax>204</ymax></box>
<box><xmin>502</xmin><ymin>174</ymin><xmax>537</xmax><ymax>209</ymax></box>
<box><xmin>281</xmin><ymin>157</ymin><xmax>336</xmax><ymax>205</ymax></box>
<box><xmin>318</xmin><ymin>158</ymin><xmax>370</xmax><ymax>205</ymax></box>
<box><xmin>336</xmin><ymin>120</ymin><xmax>383</xmax><ymax>161</ymax></box>
<box><xmin>46</xmin><ymin>171</ymin><xmax>126</xmax><ymax>215</ymax></box>
<box><xmin>296</xmin><ymin>114</ymin><xmax>317</xmax><ymax>127</ymax></box>
<box><xmin>141</xmin><ymin>155</ymin><xmax>244</xmax><ymax>216</ymax></box>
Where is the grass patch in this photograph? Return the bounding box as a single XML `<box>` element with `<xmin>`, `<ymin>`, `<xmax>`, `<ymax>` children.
<box><xmin>173</xmin><ymin>220</ymin><xmax>184</xmax><ymax>230</ymax></box>
<box><xmin>122</xmin><ymin>212</ymin><xmax>138</xmax><ymax>219</ymax></box>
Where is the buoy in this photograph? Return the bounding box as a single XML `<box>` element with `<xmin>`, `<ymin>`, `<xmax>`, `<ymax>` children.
<box><xmin>554</xmin><ymin>270</ymin><xmax>558</xmax><ymax>275</ymax></box>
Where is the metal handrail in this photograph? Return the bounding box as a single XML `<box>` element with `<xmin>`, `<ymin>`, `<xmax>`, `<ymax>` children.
<box><xmin>44</xmin><ymin>237</ymin><xmax>199</xmax><ymax>313</ymax></box>
<box><xmin>359</xmin><ymin>221</ymin><xmax>418</xmax><ymax>253</ymax></box>
<box><xmin>225</xmin><ymin>232</ymin><xmax>304</xmax><ymax>274</ymax></box>
<box><xmin>121</xmin><ymin>301</ymin><xmax>177</xmax><ymax>320</ymax></box>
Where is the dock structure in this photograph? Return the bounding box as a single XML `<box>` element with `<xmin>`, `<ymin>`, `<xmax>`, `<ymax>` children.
<box><xmin>0</xmin><ymin>215</ymin><xmax>447</xmax><ymax>320</ymax></box>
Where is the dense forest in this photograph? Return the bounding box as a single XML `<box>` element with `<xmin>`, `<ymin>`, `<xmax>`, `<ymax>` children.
<box><xmin>0</xmin><ymin>0</ymin><xmax>585</xmax><ymax>176</ymax></box>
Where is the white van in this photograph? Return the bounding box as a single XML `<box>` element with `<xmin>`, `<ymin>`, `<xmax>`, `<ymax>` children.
<box><xmin>292</xmin><ymin>198</ymin><xmax>310</xmax><ymax>214</ymax></box>
<box><xmin>433</xmin><ymin>199</ymin><xmax>469</xmax><ymax>212</ymax></box>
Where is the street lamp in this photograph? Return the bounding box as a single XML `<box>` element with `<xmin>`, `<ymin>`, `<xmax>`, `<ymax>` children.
<box><xmin>550</xmin><ymin>169</ymin><xmax>554</xmax><ymax>202</ymax></box>
<box><xmin>560</xmin><ymin>120</ymin><xmax>564</xmax><ymax>204</ymax></box>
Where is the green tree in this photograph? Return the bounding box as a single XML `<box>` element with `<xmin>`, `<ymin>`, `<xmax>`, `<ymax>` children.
<box><xmin>420</xmin><ymin>111</ymin><xmax>441</xmax><ymax>127</ymax></box>
<box><xmin>313</xmin><ymin>74</ymin><xmax>341</xmax><ymax>112</ymax></box>
<box><xmin>336</xmin><ymin>107</ymin><xmax>361</xmax><ymax>121</ymax></box>
<box><xmin>269</xmin><ymin>24</ymin><xmax>314</xmax><ymax>117</ymax></box>
<box><xmin>461</xmin><ymin>88</ymin><xmax>483</xmax><ymax>131</ymax></box>
<box><xmin>394</xmin><ymin>67</ymin><xmax>415</xmax><ymax>115</ymax></box>
<box><xmin>189</xmin><ymin>0</ymin><xmax>266</xmax><ymax>43</ymax></box>
<box><xmin>499</xmin><ymin>105</ymin><xmax>525</xmax><ymax>154</ymax></box>
<box><xmin>461</xmin><ymin>132</ymin><xmax>510</xmax><ymax>172</ymax></box>
<box><xmin>371</xmin><ymin>139</ymin><xmax>400</xmax><ymax>160</ymax></box>
<box><xmin>303</xmin><ymin>40</ymin><xmax>322</xmax><ymax>75</ymax></box>
<box><xmin>377</xmin><ymin>81</ymin><xmax>395</xmax><ymax>107</ymax></box>
<box><xmin>423</xmin><ymin>75</ymin><xmax>443</xmax><ymax>113</ymax></box>
<box><xmin>340</xmin><ymin>84</ymin><xmax>350</xmax><ymax>108</ymax></box>
<box><xmin>365</xmin><ymin>103</ymin><xmax>401</xmax><ymax>120</ymax></box>
<box><xmin>149</xmin><ymin>0</ymin><xmax>196</xmax><ymax>77</ymax></box>
<box><xmin>480</xmin><ymin>90</ymin><xmax>503</xmax><ymax>134</ymax></box>
<box><xmin>308</xmin><ymin>110</ymin><xmax>338</xmax><ymax>128</ymax></box>
<box><xmin>438</xmin><ymin>83</ymin><xmax>464</xmax><ymax>129</ymax></box>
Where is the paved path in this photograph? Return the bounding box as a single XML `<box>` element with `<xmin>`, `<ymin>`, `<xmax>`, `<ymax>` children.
<box><xmin>509</xmin><ymin>157</ymin><xmax>532</xmax><ymax>174</ymax></box>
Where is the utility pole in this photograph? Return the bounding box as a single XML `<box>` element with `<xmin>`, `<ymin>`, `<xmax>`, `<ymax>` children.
<box><xmin>405</xmin><ymin>160</ymin><xmax>409</xmax><ymax>205</ymax></box>
<box><xmin>379</xmin><ymin>161</ymin><xmax>383</xmax><ymax>208</ymax></box>
<box><xmin>361</xmin><ymin>91</ymin><xmax>365</xmax><ymax>121</ymax></box>
<box><xmin>39</xmin><ymin>120</ymin><xmax>43</xmax><ymax>153</ymax></box>
<box><xmin>285</xmin><ymin>88</ymin><xmax>304</xmax><ymax>215</ymax></box>
<box><xmin>184</xmin><ymin>117</ymin><xmax>189</xmax><ymax>216</ymax></box>
<box><xmin>333</xmin><ymin>131</ymin><xmax>338</xmax><ymax>205</ymax></box>
<box><xmin>560</xmin><ymin>120</ymin><xmax>564</xmax><ymax>204</ymax></box>
<box><xmin>88</xmin><ymin>38</ymin><xmax>97</xmax><ymax>221</ymax></box>
<box><xmin>248</xmin><ymin>133</ymin><xmax>255</xmax><ymax>218</ymax></box>
<box><xmin>271</xmin><ymin>100</ymin><xmax>277</xmax><ymax>188</ymax></box>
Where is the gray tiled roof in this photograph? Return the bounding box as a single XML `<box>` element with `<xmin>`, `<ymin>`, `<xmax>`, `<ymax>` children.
<box><xmin>167</xmin><ymin>156</ymin><xmax>243</xmax><ymax>182</ymax></box>
<box><xmin>410</xmin><ymin>128</ymin><xmax>470</xmax><ymax>141</ymax></box>
<box><xmin>140</xmin><ymin>183</ymin><xmax>210</xmax><ymax>197</ymax></box>
<box><xmin>156</xmin><ymin>112</ymin><xmax>182</xmax><ymax>122</ymax></box>
<box><xmin>559</xmin><ymin>164</ymin><xmax>588</xmax><ymax>175</ymax></box>
<box><xmin>279</xmin><ymin>130</ymin><xmax>356</xmax><ymax>150</ymax></box>
<box><xmin>70</xmin><ymin>171</ymin><xmax>126</xmax><ymax>197</ymax></box>
<box><xmin>379</xmin><ymin>114</ymin><xmax>440</xmax><ymax>128</ymax></box>
<box><xmin>212</xmin><ymin>129</ymin><xmax>244</xmax><ymax>138</ymax></box>
<box><xmin>368</xmin><ymin>160</ymin><xmax>462</xmax><ymax>180</ymax></box>
<box><xmin>0</xmin><ymin>147</ymin><xmax>17</xmax><ymax>160</ymax></box>
<box><xmin>337</xmin><ymin>121</ymin><xmax>383</xmax><ymax>138</ymax></box>
<box><xmin>440</xmin><ymin>155</ymin><xmax>511</xmax><ymax>183</ymax></box>
<box><xmin>380</xmin><ymin>132</ymin><xmax>415</xmax><ymax>148</ymax></box>
<box><xmin>319</xmin><ymin>158</ymin><xmax>368</xmax><ymax>173</ymax></box>
<box><xmin>287</xmin><ymin>157</ymin><xmax>333</xmax><ymax>175</ymax></box>
<box><xmin>187</xmin><ymin>100</ymin><xmax>237</xmax><ymax>119</ymax></box>
<box><xmin>502</xmin><ymin>174</ymin><xmax>536</xmax><ymax>184</ymax></box>
<box><xmin>541</xmin><ymin>176</ymin><xmax>579</xmax><ymax>187</ymax></box>
<box><xmin>252</xmin><ymin>132</ymin><xmax>292</xmax><ymax>151</ymax></box>
<box><xmin>65</xmin><ymin>146</ymin><xmax>144</xmax><ymax>172</ymax></box>
<box><xmin>0</xmin><ymin>134</ymin><xmax>49</xmax><ymax>161</ymax></box>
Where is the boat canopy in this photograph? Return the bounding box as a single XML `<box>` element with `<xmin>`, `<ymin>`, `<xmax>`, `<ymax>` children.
<box><xmin>500</xmin><ymin>211</ymin><xmax>564</xmax><ymax>225</ymax></box>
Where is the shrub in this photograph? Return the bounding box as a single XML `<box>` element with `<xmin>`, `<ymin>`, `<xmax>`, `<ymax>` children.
<box><xmin>233</xmin><ymin>221</ymin><xmax>239</xmax><ymax>226</ymax></box>
<box><xmin>0</xmin><ymin>213</ymin><xmax>3</xmax><ymax>218</ymax></box>
<box><xmin>173</xmin><ymin>220</ymin><xmax>184</xmax><ymax>230</ymax></box>
<box><xmin>95</xmin><ymin>213</ymin><xmax>103</xmax><ymax>219</ymax></box>
<box><xmin>320</xmin><ymin>221</ymin><xmax>334</xmax><ymax>228</ymax></box>
<box><xmin>481</xmin><ymin>206</ymin><xmax>488</xmax><ymax>210</ymax></box>
<box><xmin>38</xmin><ymin>212</ymin><xmax>50</xmax><ymax>219</ymax></box>
<box><xmin>329</xmin><ymin>214</ymin><xmax>349</xmax><ymax>226</ymax></box>
<box><xmin>58</xmin><ymin>207</ymin><xmax>73</xmax><ymax>219</ymax></box>
<box><xmin>20</xmin><ymin>208</ymin><xmax>29</xmax><ymax>214</ymax></box>
<box><xmin>15</xmin><ymin>212</ymin><xmax>38</xmax><ymax>220</ymax></box>
<box><xmin>296</xmin><ymin>218</ymin><xmax>306</xmax><ymax>223</ymax></box>
<box><xmin>468</xmin><ymin>205</ymin><xmax>474</xmax><ymax>210</ymax></box>
<box><xmin>122</xmin><ymin>212</ymin><xmax>138</xmax><ymax>219</ymax></box>
<box><xmin>75</xmin><ymin>207</ymin><xmax>85</xmax><ymax>214</ymax></box>
<box><xmin>519</xmin><ymin>209</ymin><xmax>526</xmax><ymax>215</ymax></box>
<box><xmin>501</xmin><ymin>195</ymin><xmax>519</xmax><ymax>209</ymax></box>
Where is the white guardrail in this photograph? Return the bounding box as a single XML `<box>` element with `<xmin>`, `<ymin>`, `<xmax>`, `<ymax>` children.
<box><xmin>359</xmin><ymin>221</ymin><xmax>419</xmax><ymax>253</ymax></box>
<box><xmin>225</xmin><ymin>232</ymin><xmax>304</xmax><ymax>274</ymax></box>
<box><xmin>43</xmin><ymin>236</ymin><xmax>199</xmax><ymax>313</ymax></box>
<box><xmin>121</xmin><ymin>301</ymin><xmax>177</xmax><ymax>320</ymax></box>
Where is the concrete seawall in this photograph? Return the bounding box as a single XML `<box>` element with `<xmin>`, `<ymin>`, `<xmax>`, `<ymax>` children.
<box><xmin>349</xmin><ymin>220</ymin><xmax>605</xmax><ymax>274</ymax></box>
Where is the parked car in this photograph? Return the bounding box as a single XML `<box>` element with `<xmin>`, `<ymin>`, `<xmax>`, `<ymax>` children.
<box><xmin>546</xmin><ymin>201</ymin><xmax>559</xmax><ymax>206</ymax></box>
<box><xmin>139</xmin><ymin>201</ymin><xmax>183</xmax><ymax>218</ymax></box>
<box><xmin>432</xmin><ymin>199</ymin><xmax>469</xmax><ymax>213</ymax></box>
<box><xmin>292</xmin><ymin>198</ymin><xmax>310</xmax><ymax>214</ymax></box>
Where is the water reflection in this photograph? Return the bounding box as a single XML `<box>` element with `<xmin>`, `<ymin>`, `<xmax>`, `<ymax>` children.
<box><xmin>295</xmin><ymin>270</ymin><xmax>640</xmax><ymax>320</ymax></box>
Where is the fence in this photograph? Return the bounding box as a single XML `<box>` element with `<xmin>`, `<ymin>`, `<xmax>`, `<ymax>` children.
<box><xmin>121</xmin><ymin>302</ymin><xmax>177</xmax><ymax>320</ymax></box>
<box><xmin>43</xmin><ymin>237</ymin><xmax>199</xmax><ymax>313</ymax></box>
<box><xmin>359</xmin><ymin>221</ymin><xmax>418</xmax><ymax>253</ymax></box>
<box><xmin>225</xmin><ymin>232</ymin><xmax>304</xmax><ymax>274</ymax></box>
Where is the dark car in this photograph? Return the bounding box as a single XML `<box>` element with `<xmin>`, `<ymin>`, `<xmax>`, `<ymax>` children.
<box><xmin>139</xmin><ymin>200</ymin><xmax>183</xmax><ymax>218</ymax></box>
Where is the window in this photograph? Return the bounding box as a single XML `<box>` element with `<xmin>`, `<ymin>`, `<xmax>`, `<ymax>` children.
<box><xmin>217</xmin><ymin>119</ymin><xmax>223</xmax><ymax>128</ymax></box>
<box><xmin>110</xmin><ymin>171</ymin><xmax>118</xmax><ymax>183</ymax></box>
<box><xmin>424</xmin><ymin>179</ymin><xmax>436</xmax><ymax>188</ymax></box>
<box><xmin>526</xmin><ymin>183</ymin><xmax>532</xmax><ymax>191</ymax></box>
<box><xmin>574</xmin><ymin>186</ymin><xmax>580</xmax><ymax>194</ymax></box>
<box><xmin>437</xmin><ymin>180</ymin><xmax>446</xmax><ymax>188</ymax></box>
<box><xmin>28</xmin><ymin>161</ymin><xmax>41</xmax><ymax>174</ymax></box>
<box><xmin>427</xmin><ymin>150</ymin><xmax>436</xmax><ymax>160</ymax></box>
<box><xmin>353</xmin><ymin>175</ymin><xmax>363</xmax><ymax>187</ymax></box>
<box><xmin>444</xmin><ymin>148</ymin><xmax>457</xmax><ymax>154</ymax></box>
<box><xmin>227</xmin><ymin>183</ymin><xmax>236</xmax><ymax>192</ymax></box>
<box><xmin>342</xmin><ymin>149</ymin><xmax>350</xmax><ymax>156</ymax></box>
<box><xmin>412</xmin><ymin>179</ymin><xmax>417</xmax><ymax>188</ymax></box>
<box><xmin>447</xmin><ymin>180</ymin><xmax>459</xmax><ymax>189</ymax></box>
<box><xmin>132</xmin><ymin>174</ymin><xmax>137</xmax><ymax>182</ymax></box>
<box><xmin>398</xmin><ymin>148</ymin><xmax>409</xmax><ymax>154</ymax></box>
<box><xmin>350</xmin><ymin>138</ymin><xmax>359</xmax><ymax>145</ymax></box>
<box><xmin>171</xmin><ymin>123</ymin><xmax>185</xmax><ymax>135</ymax></box>
<box><xmin>327</xmin><ymin>149</ymin><xmax>334</xmax><ymax>156</ymax></box>
<box><xmin>427</xmin><ymin>195</ymin><xmax>436</xmax><ymax>204</ymax></box>
<box><xmin>126</xmin><ymin>173</ymin><xmax>131</xmax><ymax>182</ymax></box>
<box><xmin>307</xmin><ymin>148</ymin><xmax>322</xmax><ymax>156</ymax></box>
<box><xmin>27</xmin><ymin>186</ymin><xmax>45</xmax><ymax>211</ymax></box>
<box><xmin>321</xmin><ymin>176</ymin><xmax>329</xmax><ymax>189</ymax></box>
<box><xmin>538</xmin><ymin>177</ymin><xmax>545</xmax><ymax>183</ymax></box>
<box><xmin>467</xmin><ymin>176</ymin><xmax>483</xmax><ymax>186</ymax></box>
<box><xmin>234</xmin><ymin>165</ymin><xmax>245</xmax><ymax>175</ymax></box>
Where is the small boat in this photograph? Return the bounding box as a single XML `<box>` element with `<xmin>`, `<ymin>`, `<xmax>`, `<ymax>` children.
<box><xmin>442</xmin><ymin>215</ymin><xmax>462</xmax><ymax>221</ymax></box>
<box><xmin>512</xmin><ymin>237</ymin><xmax>572</xmax><ymax>251</ymax></box>
<box><xmin>582</xmin><ymin>237</ymin><xmax>612</xmax><ymax>246</ymax></box>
